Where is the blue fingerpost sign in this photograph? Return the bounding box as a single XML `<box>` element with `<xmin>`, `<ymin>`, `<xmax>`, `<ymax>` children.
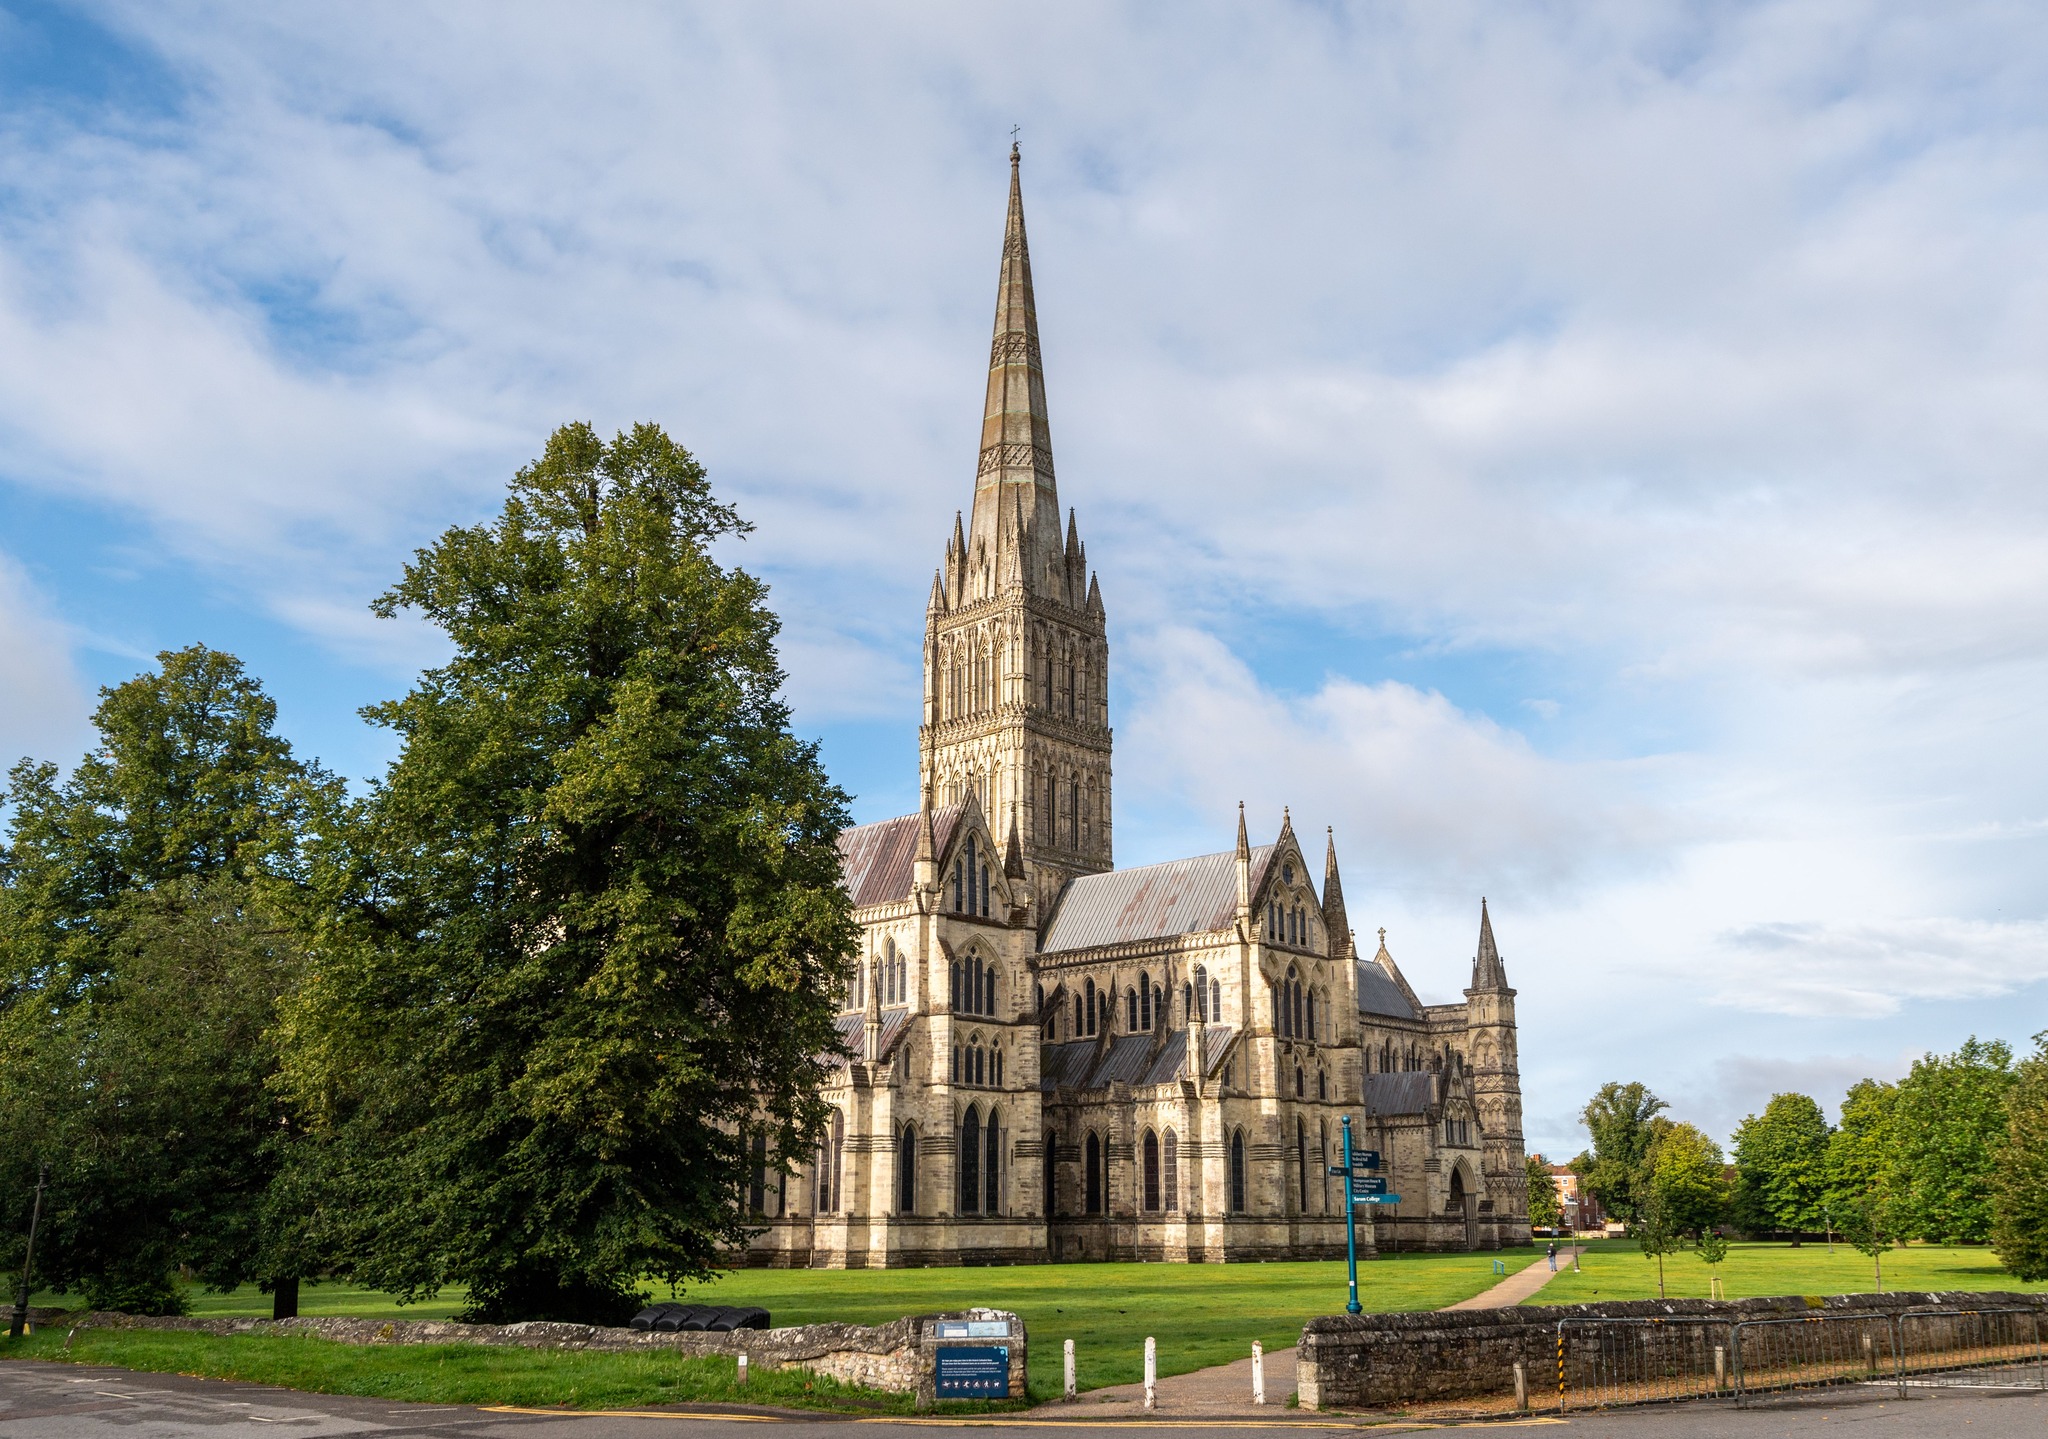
<box><xmin>935</xmin><ymin>1345</ymin><xmax>1010</xmax><ymax>1398</ymax></box>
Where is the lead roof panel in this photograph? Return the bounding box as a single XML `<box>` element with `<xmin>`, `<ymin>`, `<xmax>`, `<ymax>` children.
<box><xmin>1355</xmin><ymin>960</ymin><xmax>1420</xmax><ymax>1020</ymax></box>
<box><xmin>1361</xmin><ymin>1071</ymin><xmax>1437</xmax><ymax>1116</ymax></box>
<box><xmin>835</xmin><ymin>805</ymin><xmax>966</xmax><ymax>909</ymax></box>
<box><xmin>1040</xmin><ymin>845</ymin><xmax>1276</xmax><ymax>953</ymax></box>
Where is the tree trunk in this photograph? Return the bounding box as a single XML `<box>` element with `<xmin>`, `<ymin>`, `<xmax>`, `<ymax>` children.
<box><xmin>272</xmin><ymin>1278</ymin><xmax>299</xmax><ymax>1321</ymax></box>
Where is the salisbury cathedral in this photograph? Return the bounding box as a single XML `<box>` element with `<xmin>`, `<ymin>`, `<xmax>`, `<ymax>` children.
<box><xmin>742</xmin><ymin>149</ymin><xmax>1530</xmax><ymax>1266</ymax></box>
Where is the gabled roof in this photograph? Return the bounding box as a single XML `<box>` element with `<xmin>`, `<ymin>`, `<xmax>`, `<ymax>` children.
<box><xmin>829</xmin><ymin>1007</ymin><xmax>913</xmax><ymax>1065</ymax></box>
<box><xmin>1201</xmin><ymin>1025</ymin><xmax>1238</xmax><ymax>1077</ymax></box>
<box><xmin>1356</xmin><ymin>958</ymin><xmax>1420</xmax><ymax>1020</ymax></box>
<box><xmin>1036</xmin><ymin>1030</ymin><xmax>1191</xmax><ymax>1091</ymax></box>
<box><xmin>1361</xmin><ymin>1071</ymin><xmax>1437</xmax><ymax>1117</ymax></box>
<box><xmin>1040</xmin><ymin>845</ymin><xmax>1275</xmax><ymax>953</ymax></box>
<box><xmin>836</xmin><ymin>805</ymin><xmax>966</xmax><ymax>909</ymax></box>
<box><xmin>1039</xmin><ymin>1039</ymin><xmax>1100</xmax><ymax>1090</ymax></box>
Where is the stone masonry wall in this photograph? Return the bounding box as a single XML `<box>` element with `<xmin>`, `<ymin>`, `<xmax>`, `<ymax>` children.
<box><xmin>72</xmin><ymin>1307</ymin><xmax>1026</xmax><ymax>1409</ymax></box>
<box><xmin>1297</xmin><ymin>1290</ymin><xmax>2046</xmax><ymax>1411</ymax></box>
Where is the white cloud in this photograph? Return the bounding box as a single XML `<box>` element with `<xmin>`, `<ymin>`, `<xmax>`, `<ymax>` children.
<box><xmin>1710</xmin><ymin>916</ymin><xmax>2048</xmax><ymax>1019</ymax></box>
<box><xmin>0</xmin><ymin>0</ymin><xmax>2045</xmax><ymax>1145</ymax></box>
<box><xmin>1117</xmin><ymin>626</ymin><xmax>1677</xmax><ymax>896</ymax></box>
<box><xmin>0</xmin><ymin>557</ymin><xmax>89</xmax><ymax>768</ymax></box>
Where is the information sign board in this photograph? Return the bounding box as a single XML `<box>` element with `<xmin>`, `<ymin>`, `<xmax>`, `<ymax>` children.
<box><xmin>935</xmin><ymin>1345</ymin><xmax>1010</xmax><ymax>1398</ymax></box>
<box><xmin>1354</xmin><ymin>1193</ymin><xmax>1403</xmax><ymax>1205</ymax></box>
<box><xmin>1348</xmin><ymin>1175</ymin><xmax>1387</xmax><ymax>1197</ymax></box>
<box><xmin>934</xmin><ymin>1321</ymin><xmax>1009</xmax><ymax>1339</ymax></box>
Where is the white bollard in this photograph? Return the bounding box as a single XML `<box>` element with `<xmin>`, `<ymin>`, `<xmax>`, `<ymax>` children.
<box><xmin>1144</xmin><ymin>1336</ymin><xmax>1157</xmax><ymax>1411</ymax></box>
<box><xmin>1513</xmin><ymin>1362</ymin><xmax>1527</xmax><ymax>1412</ymax></box>
<box><xmin>1064</xmin><ymin>1338</ymin><xmax>1076</xmax><ymax>1400</ymax></box>
<box><xmin>1252</xmin><ymin>1340</ymin><xmax>1266</xmax><ymax>1405</ymax></box>
<box><xmin>737</xmin><ymin>1353</ymin><xmax>748</xmax><ymax>1387</ymax></box>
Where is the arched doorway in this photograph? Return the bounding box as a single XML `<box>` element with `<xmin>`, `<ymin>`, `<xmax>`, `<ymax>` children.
<box><xmin>1449</xmin><ymin>1164</ymin><xmax>1478</xmax><ymax>1250</ymax></box>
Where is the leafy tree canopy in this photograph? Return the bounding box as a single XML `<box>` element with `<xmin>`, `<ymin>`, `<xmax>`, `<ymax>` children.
<box><xmin>1646</xmin><ymin>1121</ymin><xmax>1729</xmax><ymax>1236</ymax></box>
<box><xmin>1823</xmin><ymin>1077</ymin><xmax>1897</xmax><ymax>1230</ymax></box>
<box><xmin>0</xmin><ymin>649</ymin><xmax>325</xmax><ymax>1311</ymax></box>
<box><xmin>279</xmin><ymin>422</ymin><xmax>858</xmax><ymax>1325</ymax></box>
<box><xmin>1732</xmin><ymin>1092</ymin><xmax>1830</xmax><ymax>1236</ymax></box>
<box><xmin>1577</xmin><ymin>1081</ymin><xmax>1667</xmax><ymax>1221</ymax></box>
<box><xmin>1887</xmin><ymin>1037</ymin><xmax>2014</xmax><ymax>1244</ymax></box>
<box><xmin>1524</xmin><ymin>1153</ymin><xmax>1564</xmax><ymax>1231</ymax></box>
<box><xmin>1991</xmin><ymin>1033</ymin><xmax>2048</xmax><ymax>1281</ymax></box>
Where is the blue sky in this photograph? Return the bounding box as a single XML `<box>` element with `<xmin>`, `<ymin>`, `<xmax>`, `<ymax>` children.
<box><xmin>3</xmin><ymin>1</ymin><xmax>2047</xmax><ymax>1158</ymax></box>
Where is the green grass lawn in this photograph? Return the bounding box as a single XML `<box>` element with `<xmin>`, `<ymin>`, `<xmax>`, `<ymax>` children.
<box><xmin>687</xmin><ymin>1251</ymin><xmax>1544</xmax><ymax>1396</ymax></box>
<box><xmin>25</xmin><ymin>1249</ymin><xmax>1540</xmax><ymax>1403</ymax></box>
<box><xmin>1527</xmin><ymin>1239</ymin><xmax>2048</xmax><ymax>1307</ymax></box>
<box><xmin>0</xmin><ymin>1327</ymin><xmax>911</xmax><ymax>1413</ymax></box>
<box><xmin>26</xmin><ymin>1282</ymin><xmax>469</xmax><ymax>1321</ymax></box>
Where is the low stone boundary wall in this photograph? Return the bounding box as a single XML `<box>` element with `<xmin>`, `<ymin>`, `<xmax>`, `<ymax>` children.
<box><xmin>1297</xmin><ymin>1291</ymin><xmax>2045</xmax><ymax>1411</ymax></box>
<box><xmin>70</xmin><ymin>1306</ymin><xmax>1026</xmax><ymax>1409</ymax></box>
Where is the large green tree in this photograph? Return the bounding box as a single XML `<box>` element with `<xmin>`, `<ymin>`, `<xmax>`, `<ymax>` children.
<box><xmin>1887</xmin><ymin>1037</ymin><xmax>2014</xmax><ymax>1244</ymax></box>
<box><xmin>1732</xmin><ymin>1092</ymin><xmax>1830</xmax><ymax>1236</ymax></box>
<box><xmin>1576</xmin><ymin>1081</ymin><xmax>1668</xmax><ymax>1221</ymax></box>
<box><xmin>1991</xmin><ymin>1033</ymin><xmax>2048</xmax><ymax>1281</ymax></box>
<box><xmin>281</xmin><ymin>422</ymin><xmax>857</xmax><ymax>1325</ymax></box>
<box><xmin>1646</xmin><ymin>1121</ymin><xmax>1729</xmax><ymax>1237</ymax></box>
<box><xmin>1823</xmin><ymin>1078</ymin><xmax>1897</xmax><ymax>1235</ymax></box>
<box><xmin>0</xmin><ymin>649</ymin><xmax>325</xmax><ymax>1312</ymax></box>
<box><xmin>1524</xmin><ymin>1153</ymin><xmax>1564</xmax><ymax>1231</ymax></box>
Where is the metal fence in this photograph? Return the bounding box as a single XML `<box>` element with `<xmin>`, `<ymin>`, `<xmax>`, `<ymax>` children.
<box><xmin>1558</xmin><ymin>1305</ymin><xmax>2048</xmax><ymax>1413</ymax></box>
<box><xmin>1728</xmin><ymin>1312</ymin><xmax>1901</xmax><ymax>1405</ymax></box>
<box><xmin>1897</xmin><ymin>1307</ymin><xmax>2047</xmax><ymax>1394</ymax></box>
<box><xmin>1556</xmin><ymin>1316</ymin><xmax>1736</xmax><ymax>1410</ymax></box>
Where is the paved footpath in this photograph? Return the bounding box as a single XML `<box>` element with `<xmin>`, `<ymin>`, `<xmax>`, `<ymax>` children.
<box><xmin>1443</xmin><ymin>1246</ymin><xmax>1587</xmax><ymax>1311</ymax></box>
<box><xmin>1051</xmin><ymin>1246</ymin><xmax>1587</xmax><ymax>1416</ymax></box>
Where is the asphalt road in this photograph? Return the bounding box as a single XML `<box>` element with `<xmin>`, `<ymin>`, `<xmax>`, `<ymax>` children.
<box><xmin>4</xmin><ymin>1360</ymin><xmax>2045</xmax><ymax>1438</ymax></box>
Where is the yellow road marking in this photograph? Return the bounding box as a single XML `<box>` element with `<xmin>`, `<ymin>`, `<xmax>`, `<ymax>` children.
<box><xmin>476</xmin><ymin>1406</ymin><xmax>1571</xmax><ymax>1430</ymax></box>
<box><xmin>479</xmin><ymin>1406</ymin><xmax>779</xmax><ymax>1421</ymax></box>
<box><xmin>866</xmin><ymin>1419</ymin><xmax>1567</xmax><ymax>1430</ymax></box>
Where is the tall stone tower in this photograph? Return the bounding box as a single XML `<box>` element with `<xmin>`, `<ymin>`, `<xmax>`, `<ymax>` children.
<box><xmin>1464</xmin><ymin>900</ymin><xmax>1531</xmax><ymax>1232</ymax></box>
<box><xmin>920</xmin><ymin>145</ymin><xmax>1111</xmax><ymax>905</ymax></box>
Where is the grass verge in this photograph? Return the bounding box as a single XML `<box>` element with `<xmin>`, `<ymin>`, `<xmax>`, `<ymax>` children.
<box><xmin>1526</xmin><ymin>1238</ymin><xmax>2048</xmax><ymax>1306</ymax></box>
<box><xmin>0</xmin><ymin>1327</ymin><xmax>927</xmax><ymax>1414</ymax></box>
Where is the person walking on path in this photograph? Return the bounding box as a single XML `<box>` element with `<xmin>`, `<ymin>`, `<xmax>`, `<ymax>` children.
<box><xmin>1547</xmin><ymin>1240</ymin><xmax>1558</xmax><ymax>1272</ymax></box>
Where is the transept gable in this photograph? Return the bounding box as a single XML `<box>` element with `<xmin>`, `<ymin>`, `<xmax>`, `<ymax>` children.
<box><xmin>934</xmin><ymin>792</ymin><xmax>1021</xmax><ymax>922</ymax></box>
<box><xmin>1357</xmin><ymin>927</ymin><xmax>1426</xmax><ymax>1021</ymax></box>
<box><xmin>837</xmin><ymin>803</ymin><xmax>966</xmax><ymax>910</ymax></box>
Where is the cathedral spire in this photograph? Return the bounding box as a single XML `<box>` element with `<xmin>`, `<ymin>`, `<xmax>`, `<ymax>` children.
<box><xmin>913</xmin><ymin>787</ymin><xmax>938</xmax><ymax>893</ymax></box>
<box><xmin>1471</xmin><ymin>897</ymin><xmax>1509</xmax><ymax>991</ymax></box>
<box><xmin>970</xmin><ymin>143</ymin><xmax>1061</xmax><ymax>593</ymax></box>
<box><xmin>1234</xmin><ymin>801</ymin><xmax>1252</xmax><ymax>920</ymax></box>
<box><xmin>1322</xmin><ymin>827</ymin><xmax>1351</xmax><ymax>958</ymax></box>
